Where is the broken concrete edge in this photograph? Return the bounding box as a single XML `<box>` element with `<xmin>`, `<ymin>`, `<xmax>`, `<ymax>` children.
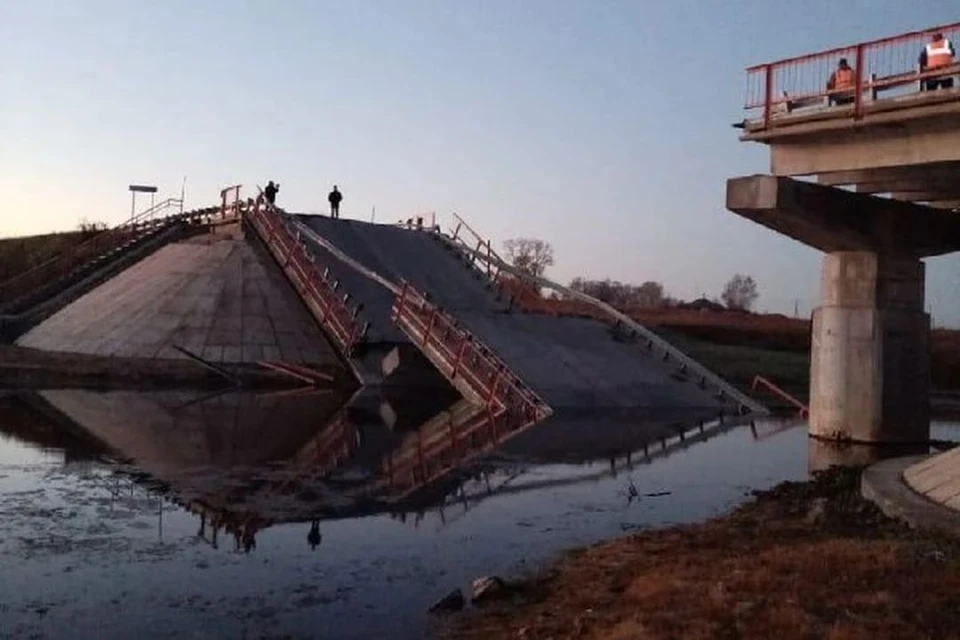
<box><xmin>725</xmin><ymin>174</ymin><xmax>960</xmax><ymax>258</ymax></box>
<box><xmin>860</xmin><ymin>455</ymin><xmax>960</xmax><ymax>536</ymax></box>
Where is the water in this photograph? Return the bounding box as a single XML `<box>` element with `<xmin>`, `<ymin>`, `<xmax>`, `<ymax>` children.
<box><xmin>0</xmin><ymin>390</ymin><xmax>942</xmax><ymax>639</ymax></box>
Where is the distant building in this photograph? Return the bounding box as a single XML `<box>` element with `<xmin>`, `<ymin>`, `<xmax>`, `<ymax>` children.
<box><xmin>677</xmin><ymin>297</ymin><xmax>727</xmax><ymax>312</ymax></box>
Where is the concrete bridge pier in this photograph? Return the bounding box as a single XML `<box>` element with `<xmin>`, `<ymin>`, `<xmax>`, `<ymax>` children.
<box><xmin>810</xmin><ymin>252</ymin><xmax>929</xmax><ymax>443</ymax></box>
<box><xmin>725</xmin><ymin>175</ymin><xmax>960</xmax><ymax>444</ymax></box>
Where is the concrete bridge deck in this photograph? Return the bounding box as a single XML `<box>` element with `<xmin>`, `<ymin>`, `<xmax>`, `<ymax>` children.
<box><xmin>293</xmin><ymin>215</ymin><xmax>733</xmax><ymax>413</ymax></box>
<box><xmin>16</xmin><ymin>226</ymin><xmax>338</xmax><ymax>366</ymax></box>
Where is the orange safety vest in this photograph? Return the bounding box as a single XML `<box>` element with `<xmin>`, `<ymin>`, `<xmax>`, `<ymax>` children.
<box><xmin>927</xmin><ymin>39</ymin><xmax>954</xmax><ymax>69</ymax></box>
<box><xmin>834</xmin><ymin>67</ymin><xmax>854</xmax><ymax>89</ymax></box>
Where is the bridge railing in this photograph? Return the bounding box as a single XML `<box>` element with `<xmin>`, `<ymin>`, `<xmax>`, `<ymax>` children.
<box><xmin>744</xmin><ymin>21</ymin><xmax>960</xmax><ymax>126</ymax></box>
<box><xmin>392</xmin><ymin>279</ymin><xmax>551</xmax><ymax>422</ymax></box>
<box><xmin>438</xmin><ymin>214</ymin><xmax>768</xmax><ymax>416</ymax></box>
<box><xmin>244</xmin><ymin>194</ymin><xmax>364</xmax><ymax>357</ymax></box>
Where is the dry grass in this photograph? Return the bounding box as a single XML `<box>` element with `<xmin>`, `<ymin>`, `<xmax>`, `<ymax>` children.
<box><xmin>445</xmin><ymin>469</ymin><xmax>960</xmax><ymax>640</ymax></box>
<box><xmin>0</xmin><ymin>231</ymin><xmax>88</xmax><ymax>282</ymax></box>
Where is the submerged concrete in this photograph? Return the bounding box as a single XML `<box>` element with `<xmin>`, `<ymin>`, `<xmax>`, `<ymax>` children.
<box><xmin>18</xmin><ymin>226</ymin><xmax>338</xmax><ymax>366</ymax></box>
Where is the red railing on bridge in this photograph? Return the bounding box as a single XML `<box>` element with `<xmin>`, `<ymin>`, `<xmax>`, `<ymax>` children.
<box><xmin>245</xmin><ymin>195</ymin><xmax>364</xmax><ymax>355</ymax></box>
<box><xmin>745</xmin><ymin>22</ymin><xmax>960</xmax><ymax>126</ymax></box>
<box><xmin>751</xmin><ymin>375</ymin><xmax>808</xmax><ymax>419</ymax></box>
<box><xmin>392</xmin><ymin>280</ymin><xmax>551</xmax><ymax>422</ymax></box>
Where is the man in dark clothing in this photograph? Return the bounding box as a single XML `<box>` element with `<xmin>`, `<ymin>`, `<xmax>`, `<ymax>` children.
<box><xmin>264</xmin><ymin>181</ymin><xmax>279</xmax><ymax>205</ymax></box>
<box><xmin>328</xmin><ymin>185</ymin><xmax>342</xmax><ymax>219</ymax></box>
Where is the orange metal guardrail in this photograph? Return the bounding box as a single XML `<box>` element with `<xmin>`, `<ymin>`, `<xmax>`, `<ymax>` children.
<box><xmin>440</xmin><ymin>213</ymin><xmax>768</xmax><ymax>416</ymax></box>
<box><xmin>392</xmin><ymin>279</ymin><xmax>551</xmax><ymax>422</ymax></box>
<box><xmin>751</xmin><ymin>375</ymin><xmax>809</xmax><ymax>419</ymax></box>
<box><xmin>744</xmin><ymin>21</ymin><xmax>960</xmax><ymax>125</ymax></box>
<box><xmin>245</xmin><ymin>194</ymin><xmax>364</xmax><ymax>356</ymax></box>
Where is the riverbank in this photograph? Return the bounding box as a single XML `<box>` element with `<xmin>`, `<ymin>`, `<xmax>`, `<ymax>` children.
<box><xmin>444</xmin><ymin>466</ymin><xmax>960</xmax><ymax>640</ymax></box>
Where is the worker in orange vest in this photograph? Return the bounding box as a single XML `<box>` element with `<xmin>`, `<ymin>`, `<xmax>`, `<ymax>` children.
<box><xmin>919</xmin><ymin>32</ymin><xmax>956</xmax><ymax>91</ymax></box>
<box><xmin>826</xmin><ymin>58</ymin><xmax>856</xmax><ymax>105</ymax></box>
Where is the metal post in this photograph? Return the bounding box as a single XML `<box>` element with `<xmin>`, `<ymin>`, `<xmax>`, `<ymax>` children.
<box><xmin>451</xmin><ymin>339</ymin><xmax>468</xmax><ymax>379</ymax></box>
<box><xmin>423</xmin><ymin>306</ymin><xmax>438</xmax><ymax>347</ymax></box>
<box><xmin>854</xmin><ymin>44</ymin><xmax>865</xmax><ymax>120</ymax></box>
<box><xmin>763</xmin><ymin>64</ymin><xmax>773</xmax><ymax>128</ymax></box>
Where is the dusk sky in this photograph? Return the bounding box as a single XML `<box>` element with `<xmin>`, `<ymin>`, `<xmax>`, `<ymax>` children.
<box><xmin>3</xmin><ymin>1</ymin><xmax>959</xmax><ymax>323</ymax></box>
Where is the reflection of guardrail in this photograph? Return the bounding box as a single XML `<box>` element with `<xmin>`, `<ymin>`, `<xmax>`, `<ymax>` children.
<box><xmin>743</xmin><ymin>21</ymin><xmax>960</xmax><ymax>125</ymax></box>
<box><xmin>439</xmin><ymin>213</ymin><xmax>767</xmax><ymax>417</ymax></box>
<box><xmin>294</xmin><ymin>412</ymin><xmax>356</xmax><ymax>475</ymax></box>
<box><xmin>751</xmin><ymin>375</ymin><xmax>808</xmax><ymax>419</ymax></box>
<box><xmin>245</xmin><ymin>195</ymin><xmax>364</xmax><ymax>359</ymax></box>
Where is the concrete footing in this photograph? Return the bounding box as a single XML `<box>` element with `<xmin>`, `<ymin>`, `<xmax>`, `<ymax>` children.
<box><xmin>810</xmin><ymin>252</ymin><xmax>930</xmax><ymax>443</ymax></box>
<box><xmin>861</xmin><ymin>456</ymin><xmax>960</xmax><ymax>535</ymax></box>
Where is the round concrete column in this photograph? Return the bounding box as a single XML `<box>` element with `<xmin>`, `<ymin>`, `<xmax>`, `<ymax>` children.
<box><xmin>809</xmin><ymin>252</ymin><xmax>929</xmax><ymax>443</ymax></box>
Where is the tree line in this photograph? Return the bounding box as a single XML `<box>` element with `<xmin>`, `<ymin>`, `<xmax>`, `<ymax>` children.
<box><xmin>503</xmin><ymin>237</ymin><xmax>759</xmax><ymax>312</ymax></box>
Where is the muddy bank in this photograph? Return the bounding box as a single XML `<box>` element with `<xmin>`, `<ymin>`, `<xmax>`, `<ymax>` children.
<box><xmin>444</xmin><ymin>466</ymin><xmax>960</xmax><ymax>640</ymax></box>
<box><xmin>0</xmin><ymin>345</ymin><xmax>352</xmax><ymax>391</ymax></box>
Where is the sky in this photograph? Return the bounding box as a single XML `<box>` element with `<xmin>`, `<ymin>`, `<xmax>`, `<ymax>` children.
<box><xmin>2</xmin><ymin>1</ymin><xmax>960</xmax><ymax>323</ymax></box>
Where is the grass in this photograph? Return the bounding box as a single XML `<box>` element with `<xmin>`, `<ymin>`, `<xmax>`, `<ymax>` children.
<box><xmin>0</xmin><ymin>231</ymin><xmax>89</xmax><ymax>282</ymax></box>
<box><xmin>444</xmin><ymin>468</ymin><xmax>960</xmax><ymax>640</ymax></box>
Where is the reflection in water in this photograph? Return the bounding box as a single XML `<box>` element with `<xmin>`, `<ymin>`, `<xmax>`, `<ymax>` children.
<box><xmin>8</xmin><ymin>391</ymin><xmax>951</xmax><ymax>639</ymax></box>
<box><xmin>7</xmin><ymin>387</ymin><xmax>762</xmax><ymax>550</ymax></box>
<box><xmin>8</xmin><ymin>387</ymin><xmax>949</xmax><ymax>556</ymax></box>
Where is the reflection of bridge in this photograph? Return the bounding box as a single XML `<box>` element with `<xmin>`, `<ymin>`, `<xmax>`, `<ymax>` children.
<box><xmin>8</xmin><ymin>388</ymin><xmax>784</xmax><ymax>550</ymax></box>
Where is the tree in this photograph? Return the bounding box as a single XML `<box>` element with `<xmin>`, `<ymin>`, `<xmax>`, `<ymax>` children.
<box><xmin>77</xmin><ymin>218</ymin><xmax>108</xmax><ymax>235</ymax></box>
<box><xmin>503</xmin><ymin>238</ymin><xmax>554</xmax><ymax>279</ymax></box>
<box><xmin>568</xmin><ymin>278</ymin><xmax>668</xmax><ymax>309</ymax></box>
<box><xmin>635</xmin><ymin>281</ymin><xmax>665</xmax><ymax>308</ymax></box>
<box><xmin>721</xmin><ymin>274</ymin><xmax>759</xmax><ymax>311</ymax></box>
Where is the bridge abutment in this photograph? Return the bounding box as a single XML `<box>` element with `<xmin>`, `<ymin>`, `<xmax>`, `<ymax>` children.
<box><xmin>809</xmin><ymin>251</ymin><xmax>929</xmax><ymax>443</ymax></box>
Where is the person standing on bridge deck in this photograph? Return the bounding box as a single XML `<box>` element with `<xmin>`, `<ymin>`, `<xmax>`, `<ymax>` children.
<box><xmin>920</xmin><ymin>32</ymin><xmax>956</xmax><ymax>91</ymax></box>
<box><xmin>264</xmin><ymin>180</ymin><xmax>280</xmax><ymax>206</ymax></box>
<box><xmin>826</xmin><ymin>58</ymin><xmax>856</xmax><ymax>106</ymax></box>
<box><xmin>328</xmin><ymin>185</ymin><xmax>343</xmax><ymax>219</ymax></box>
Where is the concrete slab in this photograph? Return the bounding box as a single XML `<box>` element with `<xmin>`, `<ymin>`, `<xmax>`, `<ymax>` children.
<box><xmin>861</xmin><ymin>455</ymin><xmax>960</xmax><ymax>536</ymax></box>
<box><xmin>903</xmin><ymin>448</ymin><xmax>960</xmax><ymax>510</ymax></box>
<box><xmin>17</xmin><ymin>232</ymin><xmax>338</xmax><ymax>366</ymax></box>
<box><xmin>726</xmin><ymin>175</ymin><xmax>960</xmax><ymax>257</ymax></box>
<box><xmin>295</xmin><ymin>216</ymin><xmax>732</xmax><ymax>412</ymax></box>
